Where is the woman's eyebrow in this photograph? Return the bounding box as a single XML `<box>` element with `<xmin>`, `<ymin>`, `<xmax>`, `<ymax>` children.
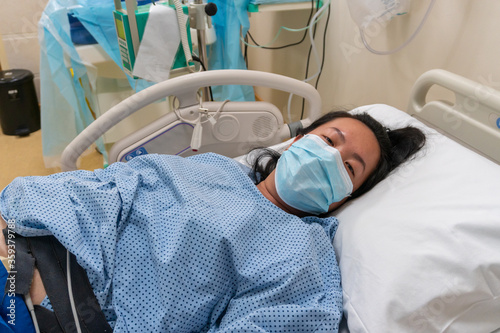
<box><xmin>353</xmin><ymin>153</ymin><xmax>366</xmax><ymax>172</ymax></box>
<box><xmin>332</xmin><ymin>127</ymin><xmax>366</xmax><ymax>172</ymax></box>
<box><xmin>332</xmin><ymin>127</ymin><xmax>345</xmax><ymax>143</ymax></box>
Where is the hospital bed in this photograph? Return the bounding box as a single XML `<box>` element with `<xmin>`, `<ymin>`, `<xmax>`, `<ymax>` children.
<box><xmin>60</xmin><ymin>69</ymin><xmax>500</xmax><ymax>332</ymax></box>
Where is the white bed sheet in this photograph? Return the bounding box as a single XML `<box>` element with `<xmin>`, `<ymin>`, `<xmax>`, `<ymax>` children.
<box><xmin>334</xmin><ymin>104</ymin><xmax>500</xmax><ymax>333</ymax></box>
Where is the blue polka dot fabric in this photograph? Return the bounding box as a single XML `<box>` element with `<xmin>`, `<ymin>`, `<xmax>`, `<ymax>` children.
<box><xmin>0</xmin><ymin>153</ymin><xmax>342</xmax><ymax>332</ymax></box>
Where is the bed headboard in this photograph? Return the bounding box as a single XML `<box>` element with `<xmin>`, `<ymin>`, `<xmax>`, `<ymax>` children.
<box><xmin>407</xmin><ymin>69</ymin><xmax>500</xmax><ymax>164</ymax></box>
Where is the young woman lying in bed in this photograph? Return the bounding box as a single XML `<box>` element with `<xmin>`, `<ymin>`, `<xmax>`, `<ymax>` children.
<box><xmin>0</xmin><ymin>110</ymin><xmax>425</xmax><ymax>333</ymax></box>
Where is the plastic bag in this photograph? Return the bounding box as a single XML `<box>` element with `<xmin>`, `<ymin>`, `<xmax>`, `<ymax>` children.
<box><xmin>346</xmin><ymin>0</ymin><xmax>410</xmax><ymax>29</ymax></box>
<box><xmin>39</xmin><ymin>0</ymin><xmax>153</xmax><ymax>167</ymax></box>
<box><xmin>208</xmin><ymin>0</ymin><xmax>255</xmax><ymax>101</ymax></box>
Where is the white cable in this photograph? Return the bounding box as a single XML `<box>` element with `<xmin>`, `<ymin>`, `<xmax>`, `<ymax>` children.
<box><xmin>172</xmin><ymin>0</ymin><xmax>195</xmax><ymax>72</ymax></box>
<box><xmin>209</xmin><ymin>99</ymin><xmax>230</xmax><ymax>124</ymax></box>
<box><xmin>360</xmin><ymin>0</ymin><xmax>436</xmax><ymax>55</ymax></box>
<box><xmin>24</xmin><ymin>293</ymin><xmax>41</xmax><ymax>333</ymax></box>
<box><xmin>174</xmin><ymin>99</ymin><xmax>230</xmax><ymax>126</ymax></box>
<box><xmin>67</xmin><ymin>250</ymin><xmax>82</xmax><ymax>333</ymax></box>
<box><xmin>174</xmin><ymin>99</ymin><xmax>230</xmax><ymax>151</ymax></box>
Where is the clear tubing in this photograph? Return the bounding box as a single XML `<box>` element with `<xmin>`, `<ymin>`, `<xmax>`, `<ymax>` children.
<box><xmin>287</xmin><ymin>0</ymin><xmax>331</xmax><ymax>123</ymax></box>
<box><xmin>240</xmin><ymin>7</ymin><xmax>328</xmax><ymax>49</ymax></box>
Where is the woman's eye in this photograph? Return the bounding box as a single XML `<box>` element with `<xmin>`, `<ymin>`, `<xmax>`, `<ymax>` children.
<box><xmin>324</xmin><ymin>136</ymin><xmax>334</xmax><ymax>146</ymax></box>
<box><xmin>346</xmin><ymin>162</ymin><xmax>355</xmax><ymax>176</ymax></box>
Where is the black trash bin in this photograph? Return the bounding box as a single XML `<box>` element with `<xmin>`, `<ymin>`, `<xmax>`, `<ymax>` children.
<box><xmin>0</xmin><ymin>69</ymin><xmax>41</xmax><ymax>136</ymax></box>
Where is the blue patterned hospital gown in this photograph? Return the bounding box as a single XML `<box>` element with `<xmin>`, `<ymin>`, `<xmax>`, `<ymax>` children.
<box><xmin>0</xmin><ymin>153</ymin><xmax>342</xmax><ymax>332</ymax></box>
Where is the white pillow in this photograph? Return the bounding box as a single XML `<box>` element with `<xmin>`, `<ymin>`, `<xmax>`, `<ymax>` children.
<box><xmin>334</xmin><ymin>104</ymin><xmax>500</xmax><ymax>332</ymax></box>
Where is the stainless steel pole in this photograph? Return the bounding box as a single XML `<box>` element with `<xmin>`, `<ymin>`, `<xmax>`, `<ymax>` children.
<box><xmin>195</xmin><ymin>0</ymin><xmax>210</xmax><ymax>101</ymax></box>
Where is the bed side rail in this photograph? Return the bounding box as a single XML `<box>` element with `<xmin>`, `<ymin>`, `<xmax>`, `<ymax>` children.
<box><xmin>408</xmin><ymin>69</ymin><xmax>500</xmax><ymax>164</ymax></box>
<box><xmin>60</xmin><ymin>70</ymin><xmax>321</xmax><ymax>172</ymax></box>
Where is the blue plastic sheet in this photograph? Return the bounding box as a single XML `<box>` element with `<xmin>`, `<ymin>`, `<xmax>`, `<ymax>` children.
<box><xmin>39</xmin><ymin>0</ymin><xmax>153</xmax><ymax>167</ymax></box>
<box><xmin>208</xmin><ymin>0</ymin><xmax>255</xmax><ymax>101</ymax></box>
<box><xmin>0</xmin><ymin>264</ymin><xmax>36</xmax><ymax>333</ymax></box>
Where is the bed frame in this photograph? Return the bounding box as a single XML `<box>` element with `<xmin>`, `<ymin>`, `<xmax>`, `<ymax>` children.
<box><xmin>60</xmin><ymin>70</ymin><xmax>321</xmax><ymax>171</ymax></box>
<box><xmin>60</xmin><ymin>69</ymin><xmax>500</xmax><ymax>171</ymax></box>
<box><xmin>408</xmin><ymin>69</ymin><xmax>500</xmax><ymax>164</ymax></box>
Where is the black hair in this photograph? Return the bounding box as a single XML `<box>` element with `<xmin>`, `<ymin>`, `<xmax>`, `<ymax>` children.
<box><xmin>250</xmin><ymin>110</ymin><xmax>426</xmax><ymax>199</ymax></box>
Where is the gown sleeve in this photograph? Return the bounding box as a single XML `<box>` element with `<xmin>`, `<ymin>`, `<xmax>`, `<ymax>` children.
<box><xmin>0</xmin><ymin>159</ymin><xmax>144</xmax><ymax>260</ymax></box>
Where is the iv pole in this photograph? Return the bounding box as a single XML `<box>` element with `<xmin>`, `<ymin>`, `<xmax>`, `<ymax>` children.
<box><xmin>189</xmin><ymin>1</ymin><xmax>217</xmax><ymax>101</ymax></box>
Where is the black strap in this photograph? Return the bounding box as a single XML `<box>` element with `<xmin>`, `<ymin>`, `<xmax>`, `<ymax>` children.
<box><xmin>2</xmin><ymin>229</ymin><xmax>35</xmax><ymax>296</ymax></box>
<box><xmin>34</xmin><ymin>305</ymin><xmax>64</xmax><ymax>333</ymax></box>
<box><xmin>28</xmin><ymin>236</ymin><xmax>79</xmax><ymax>332</ymax></box>
<box><xmin>27</xmin><ymin>236</ymin><xmax>112</xmax><ymax>333</ymax></box>
<box><xmin>67</xmin><ymin>245</ymin><xmax>112</xmax><ymax>332</ymax></box>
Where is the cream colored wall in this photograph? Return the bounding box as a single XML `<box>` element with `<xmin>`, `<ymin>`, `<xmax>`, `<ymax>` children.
<box><xmin>0</xmin><ymin>37</ymin><xmax>8</xmax><ymax>70</ymax></box>
<box><xmin>248</xmin><ymin>0</ymin><xmax>500</xmax><ymax>116</ymax></box>
<box><xmin>0</xmin><ymin>0</ymin><xmax>48</xmax><ymax>99</ymax></box>
<box><xmin>247</xmin><ymin>5</ymin><xmax>318</xmax><ymax>122</ymax></box>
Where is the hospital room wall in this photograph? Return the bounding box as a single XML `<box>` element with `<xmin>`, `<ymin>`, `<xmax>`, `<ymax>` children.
<box><xmin>0</xmin><ymin>1</ymin><xmax>47</xmax><ymax>100</ymax></box>
<box><xmin>1</xmin><ymin>1</ymin><xmax>499</xmax><ymax>116</ymax></box>
<box><xmin>248</xmin><ymin>0</ymin><xmax>500</xmax><ymax>116</ymax></box>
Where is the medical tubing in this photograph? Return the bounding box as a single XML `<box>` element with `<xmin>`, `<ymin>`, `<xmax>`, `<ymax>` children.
<box><xmin>174</xmin><ymin>99</ymin><xmax>229</xmax><ymax>125</ymax></box>
<box><xmin>316</xmin><ymin>1</ymin><xmax>330</xmax><ymax>89</ymax></box>
<box><xmin>24</xmin><ymin>293</ymin><xmax>41</xmax><ymax>333</ymax></box>
<box><xmin>67</xmin><ymin>250</ymin><xmax>82</xmax><ymax>333</ymax></box>
<box><xmin>60</xmin><ymin>70</ymin><xmax>321</xmax><ymax>171</ymax></box>
<box><xmin>241</xmin><ymin>1</ymin><xmax>326</xmax><ymax>49</ymax></box>
<box><xmin>301</xmin><ymin>0</ymin><xmax>322</xmax><ymax>119</ymax></box>
<box><xmin>287</xmin><ymin>0</ymin><xmax>330</xmax><ymax>122</ymax></box>
<box><xmin>304</xmin><ymin>0</ymin><xmax>330</xmax><ymax>83</ymax></box>
<box><xmin>207</xmin><ymin>99</ymin><xmax>230</xmax><ymax>124</ymax></box>
<box><xmin>360</xmin><ymin>0</ymin><xmax>436</xmax><ymax>55</ymax></box>
<box><xmin>175</xmin><ymin>99</ymin><xmax>229</xmax><ymax>151</ymax></box>
<box><xmin>172</xmin><ymin>0</ymin><xmax>195</xmax><ymax>71</ymax></box>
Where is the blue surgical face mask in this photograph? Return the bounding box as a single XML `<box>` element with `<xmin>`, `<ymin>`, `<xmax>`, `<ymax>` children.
<box><xmin>275</xmin><ymin>134</ymin><xmax>354</xmax><ymax>214</ymax></box>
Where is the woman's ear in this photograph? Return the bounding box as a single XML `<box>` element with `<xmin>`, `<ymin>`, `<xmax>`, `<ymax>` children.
<box><xmin>285</xmin><ymin>134</ymin><xmax>304</xmax><ymax>150</ymax></box>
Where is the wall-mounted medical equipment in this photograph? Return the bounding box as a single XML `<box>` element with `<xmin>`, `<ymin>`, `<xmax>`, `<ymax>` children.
<box><xmin>113</xmin><ymin>0</ymin><xmax>193</xmax><ymax>77</ymax></box>
<box><xmin>60</xmin><ymin>70</ymin><xmax>321</xmax><ymax>171</ymax></box>
<box><xmin>113</xmin><ymin>0</ymin><xmax>217</xmax><ymax>81</ymax></box>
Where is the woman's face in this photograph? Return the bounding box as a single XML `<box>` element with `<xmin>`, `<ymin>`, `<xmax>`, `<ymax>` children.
<box><xmin>306</xmin><ymin>117</ymin><xmax>381</xmax><ymax>210</ymax></box>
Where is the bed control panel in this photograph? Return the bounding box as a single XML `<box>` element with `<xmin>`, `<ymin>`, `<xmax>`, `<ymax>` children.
<box><xmin>109</xmin><ymin>101</ymin><xmax>285</xmax><ymax>163</ymax></box>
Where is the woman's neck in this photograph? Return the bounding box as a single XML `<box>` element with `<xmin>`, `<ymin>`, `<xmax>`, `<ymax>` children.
<box><xmin>256</xmin><ymin>171</ymin><xmax>306</xmax><ymax>217</ymax></box>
